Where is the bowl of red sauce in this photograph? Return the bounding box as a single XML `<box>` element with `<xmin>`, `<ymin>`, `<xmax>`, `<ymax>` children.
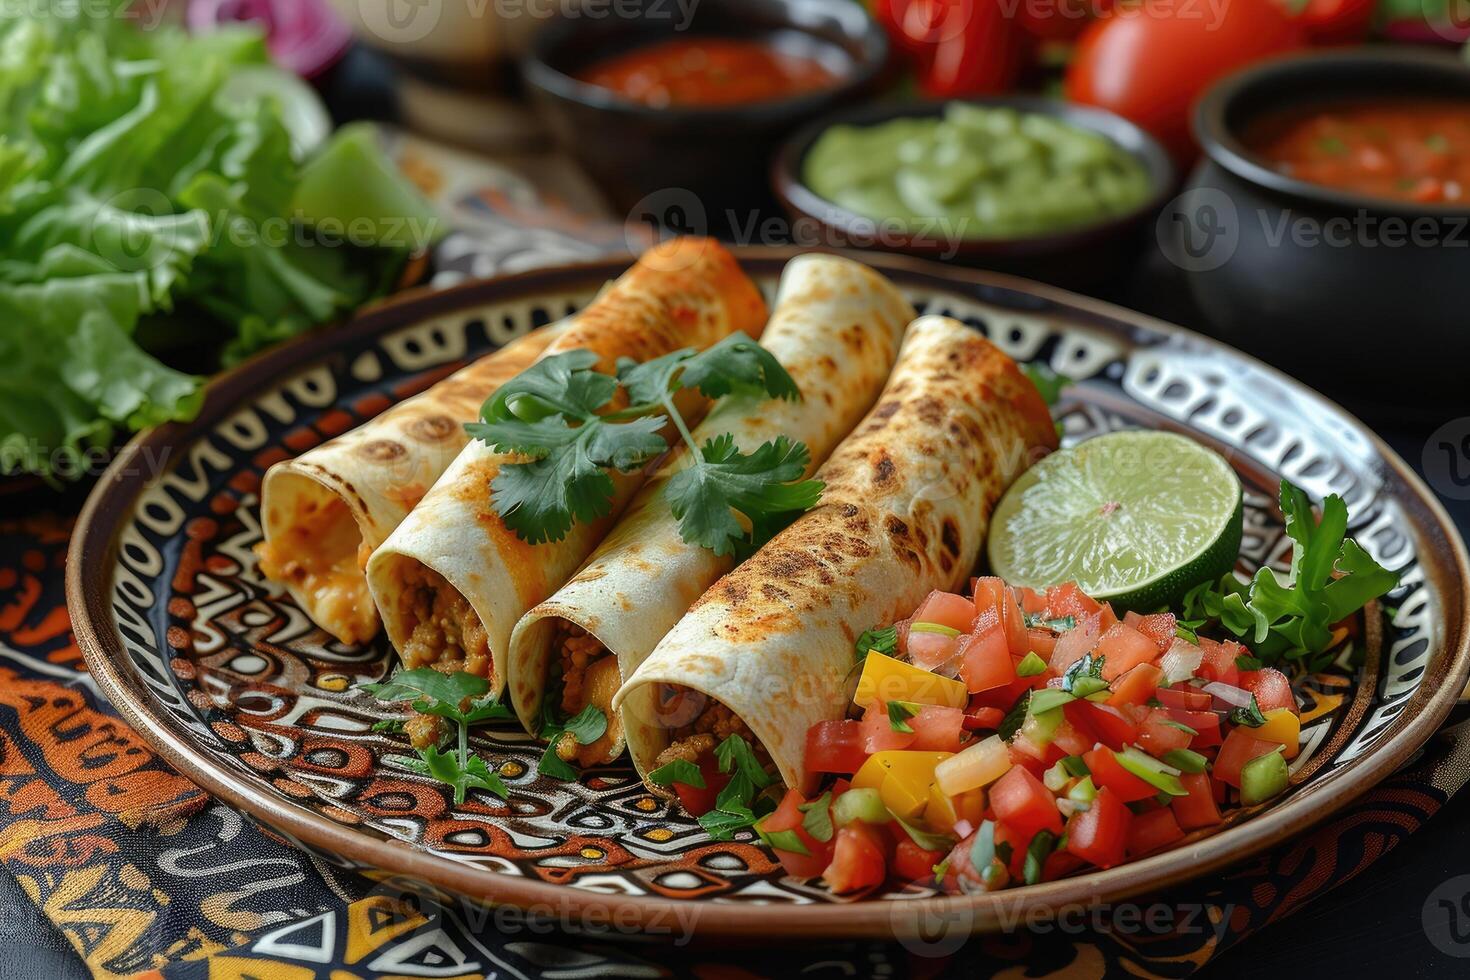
<box><xmin>522</xmin><ymin>0</ymin><xmax>887</xmax><ymax>233</ymax></box>
<box><xmin>1174</xmin><ymin>48</ymin><xmax>1470</xmax><ymax>412</ymax></box>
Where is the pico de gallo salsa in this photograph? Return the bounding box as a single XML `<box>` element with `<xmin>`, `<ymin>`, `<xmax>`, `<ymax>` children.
<box><xmin>661</xmin><ymin>577</ymin><xmax>1306</xmax><ymax>894</ymax></box>
<box><xmin>576</xmin><ymin>37</ymin><xmax>843</xmax><ymax>109</ymax></box>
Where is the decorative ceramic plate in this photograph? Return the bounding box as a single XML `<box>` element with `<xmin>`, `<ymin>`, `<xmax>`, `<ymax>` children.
<box><xmin>70</xmin><ymin>248</ymin><xmax>1470</xmax><ymax>940</ymax></box>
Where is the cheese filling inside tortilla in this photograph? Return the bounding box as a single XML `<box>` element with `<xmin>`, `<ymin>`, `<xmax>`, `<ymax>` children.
<box><xmin>548</xmin><ymin>621</ymin><xmax>625</xmax><ymax>767</ymax></box>
<box><xmin>394</xmin><ymin>563</ymin><xmax>493</xmax><ymax>681</ymax></box>
<box><xmin>254</xmin><ymin>490</ymin><xmax>378</xmax><ymax>645</ymax></box>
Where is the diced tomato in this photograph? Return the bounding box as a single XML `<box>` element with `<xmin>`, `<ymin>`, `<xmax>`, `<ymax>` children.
<box><xmin>1156</xmin><ymin>685</ymin><xmax>1213</xmax><ymax>711</ymax></box>
<box><xmin>989</xmin><ymin>765</ymin><xmax>1064</xmax><ymax>839</ymax></box>
<box><xmin>1108</xmin><ymin>663</ymin><xmax>1164</xmax><ymax>707</ymax></box>
<box><xmin>1066</xmin><ymin>785</ymin><xmax>1130</xmax><ymax>869</ymax></box>
<box><xmin>1165</xmin><ymin>707</ymin><xmax>1223</xmax><ymax>748</ymax></box>
<box><xmin>1095</xmin><ymin>623</ymin><xmax>1158</xmax><ymax>681</ymax></box>
<box><xmin>893</xmin><ymin>838</ymin><xmax>946</xmax><ymax>883</ymax></box>
<box><xmin>906</xmin><ymin>630</ymin><xmax>959</xmax><ymax>671</ymax></box>
<box><xmin>1016</xmin><ymin>586</ymin><xmax>1048</xmax><ymax>614</ymax></box>
<box><xmin>1172</xmin><ymin>771</ymin><xmax>1222</xmax><ymax>830</ymax></box>
<box><xmin>963</xmin><ymin>705</ymin><xmax>1006</xmax><ymax>731</ymax></box>
<box><xmin>765</xmin><ymin>788</ymin><xmax>806</xmax><ymax>833</ymax></box>
<box><xmin>805</xmin><ymin>719</ymin><xmax>868</xmax><ymax>775</ymax></box>
<box><xmin>1214</xmin><ymin>729</ymin><xmax>1281</xmax><ymax>789</ymax></box>
<box><xmin>1050</xmin><ymin>718</ymin><xmax>1092</xmax><ymax>758</ymax></box>
<box><xmin>959</xmin><ymin>626</ymin><xmax>1016</xmax><ymax>693</ymax></box>
<box><xmin>1097</xmin><ymin>603</ymin><xmax>1120</xmax><ymax>634</ymax></box>
<box><xmin>908</xmin><ymin>705</ymin><xmax>966</xmax><ymax>752</ymax></box>
<box><xmin>995</xmin><ymin>821</ymin><xmax>1031</xmax><ymax>879</ymax></box>
<box><xmin>1137</xmin><ymin>707</ymin><xmax>1194</xmax><ymax>758</ymax></box>
<box><xmin>823</xmin><ymin>822</ymin><xmax>888</xmax><ymax>893</ymax></box>
<box><xmin>1046</xmin><ymin>582</ymin><xmax>1101</xmax><ymax>619</ymax></box>
<box><xmin>914</xmin><ymin>590</ymin><xmax>976</xmax><ymax>633</ymax></box>
<box><xmin>972</xmin><ymin>576</ymin><xmax>1006</xmax><ymax>622</ymax></box>
<box><xmin>1126</xmin><ymin>807</ymin><xmax>1185</xmax><ymax>858</ymax></box>
<box><xmin>1065</xmin><ymin>700</ymin><xmax>1139</xmax><ymax>751</ymax></box>
<box><xmin>969</xmin><ymin>673</ymin><xmax>1034</xmax><ymax>711</ymax></box>
<box><xmin>1049</xmin><ymin>614</ymin><xmax>1100</xmax><ymax>674</ymax></box>
<box><xmin>1136</xmin><ymin>612</ymin><xmax>1177</xmax><ymax>653</ymax></box>
<box><xmin>1007</xmin><ymin>741</ymin><xmax>1047</xmax><ymax>777</ymax></box>
<box><xmin>1082</xmin><ymin>746</ymin><xmax>1158</xmax><ymax>803</ymax></box>
<box><xmin>1239</xmin><ymin>668</ymin><xmax>1295</xmax><ymax>713</ymax></box>
<box><xmin>1042</xmin><ymin>849</ymin><xmax>1087</xmax><ymax>882</ymax></box>
<box><xmin>862</xmin><ymin>703</ymin><xmax>916</xmax><ymax>754</ymax></box>
<box><xmin>762</xmin><ymin>789</ymin><xmax>835</xmax><ymax>878</ymax></box>
<box><xmin>672</xmin><ymin>754</ymin><xmax>729</xmax><ymax>816</ymax></box>
<box><xmin>1025</xmin><ymin>629</ymin><xmax>1058</xmax><ymax>659</ymax></box>
<box><xmin>1195</xmin><ymin>637</ymin><xmax>1242</xmax><ymax>685</ymax></box>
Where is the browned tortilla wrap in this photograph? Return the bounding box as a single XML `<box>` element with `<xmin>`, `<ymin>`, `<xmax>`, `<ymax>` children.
<box><xmin>364</xmin><ymin>238</ymin><xmax>769</xmax><ymax>697</ymax></box>
<box><xmin>505</xmin><ymin>254</ymin><xmax>918</xmax><ymax>764</ymax></box>
<box><xmin>254</xmin><ymin>324</ymin><xmax>562</xmax><ymax>644</ymax></box>
<box><xmin>612</xmin><ymin>314</ymin><xmax>1060</xmax><ymax>790</ymax></box>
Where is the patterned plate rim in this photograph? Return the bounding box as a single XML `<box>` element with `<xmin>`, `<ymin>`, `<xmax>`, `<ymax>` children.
<box><xmin>69</xmin><ymin>246</ymin><xmax>1470</xmax><ymax>941</ymax></box>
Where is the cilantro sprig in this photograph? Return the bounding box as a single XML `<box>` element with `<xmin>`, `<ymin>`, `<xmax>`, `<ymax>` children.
<box><xmin>467</xmin><ymin>333</ymin><xmax>824</xmax><ymax>555</ymax></box>
<box><xmin>699</xmin><ymin>733</ymin><xmax>778</xmax><ymax>840</ymax></box>
<box><xmin>360</xmin><ymin>669</ymin><xmax>512</xmax><ymax>804</ymax></box>
<box><xmin>1180</xmin><ymin>479</ymin><xmax>1398</xmax><ymax>670</ymax></box>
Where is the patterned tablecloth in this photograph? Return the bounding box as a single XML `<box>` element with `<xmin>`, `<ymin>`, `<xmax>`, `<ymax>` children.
<box><xmin>5</xmin><ymin>133</ymin><xmax>1468</xmax><ymax>980</ymax></box>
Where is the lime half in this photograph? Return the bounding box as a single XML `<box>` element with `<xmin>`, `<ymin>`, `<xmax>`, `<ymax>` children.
<box><xmin>986</xmin><ymin>430</ymin><xmax>1243</xmax><ymax>612</ymax></box>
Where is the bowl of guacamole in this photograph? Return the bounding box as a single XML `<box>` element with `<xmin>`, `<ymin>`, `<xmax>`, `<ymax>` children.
<box><xmin>773</xmin><ymin>97</ymin><xmax>1174</xmax><ymax>284</ymax></box>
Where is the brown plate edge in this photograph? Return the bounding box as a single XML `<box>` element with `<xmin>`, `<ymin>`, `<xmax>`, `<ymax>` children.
<box><xmin>67</xmin><ymin>246</ymin><xmax>1470</xmax><ymax>942</ymax></box>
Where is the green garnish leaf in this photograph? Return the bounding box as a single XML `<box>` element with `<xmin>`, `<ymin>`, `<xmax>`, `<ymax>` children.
<box><xmin>715</xmin><ymin>734</ymin><xmax>776</xmax><ymax>790</ymax></box>
<box><xmin>856</xmin><ymin>626</ymin><xmax>899</xmax><ymax>662</ymax></box>
<box><xmin>894</xmin><ymin>814</ymin><xmax>956</xmax><ymax>853</ymax></box>
<box><xmin>1060</xmin><ymin>755</ymin><xmax>1090</xmax><ymax>778</ymax></box>
<box><xmin>1016</xmin><ymin>652</ymin><xmax>1048</xmax><ymax>678</ymax></box>
<box><xmin>648</xmin><ymin>758</ymin><xmax>705</xmax><ymax>789</ymax></box>
<box><xmin>799</xmin><ymin>792</ymin><xmax>834</xmax><ymax>843</ymax></box>
<box><xmin>888</xmin><ymin>700</ymin><xmax>921</xmax><ymax>733</ymax></box>
<box><xmin>563</xmin><ymin>704</ymin><xmax>608</xmax><ymax>745</ymax></box>
<box><xmin>1028</xmin><ymin>688</ymin><xmax>1075</xmax><ymax>715</ymax></box>
<box><xmin>1024</xmin><ymin>612</ymin><xmax>1077</xmax><ymax>632</ymax></box>
<box><xmin>1235</xmin><ymin>654</ymin><xmax>1265</xmax><ymax>671</ymax></box>
<box><xmin>401</xmin><ymin>746</ymin><xmax>508</xmax><ymax>805</ymax></box>
<box><xmin>537</xmin><ymin>742</ymin><xmax>579</xmax><ymax>781</ymax></box>
<box><xmin>666</xmin><ymin>434</ymin><xmax>825</xmax><ymax>558</ymax></box>
<box><xmin>1060</xmin><ymin>652</ymin><xmax>1106</xmax><ymax>697</ymax></box>
<box><xmin>1021</xmin><ymin>363</ymin><xmax>1072</xmax><ymax>408</ymax></box>
<box><xmin>698</xmin><ymin>805</ymin><xmax>757</xmax><ymax>840</ymax></box>
<box><xmin>1229</xmin><ymin>695</ymin><xmax>1269</xmax><ymax>728</ymax></box>
<box><xmin>760</xmin><ymin>826</ymin><xmax>811</xmax><ymax>856</ymax></box>
<box><xmin>626</xmin><ymin>332</ymin><xmax>802</xmax><ymax>403</ymax></box>
<box><xmin>1023</xmin><ymin>829</ymin><xmax>1057</xmax><ymax>886</ymax></box>
<box><xmin>999</xmin><ymin>692</ymin><xmax>1032</xmax><ymax>741</ymax></box>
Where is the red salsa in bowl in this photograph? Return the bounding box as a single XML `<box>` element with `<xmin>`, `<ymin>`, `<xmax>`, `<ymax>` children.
<box><xmin>576</xmin><ymin>36</ymin><xmax>844</xmax><ymax>108</ymax></box>
<box><xmin>1244</xmin><ymin>99</ymin><xmax>1470</xmax><ymax>204</ymax></box>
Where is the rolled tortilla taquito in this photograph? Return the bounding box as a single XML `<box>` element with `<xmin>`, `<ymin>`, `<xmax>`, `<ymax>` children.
<box><xmin>365</xmin><ymin>237</ymin><xmax>768</xmax><ymax>705</ymax></box>
<box><xmin>612</xmin><ymin>315</ymin><xmax>1060</xmax><ymax>793</ymax></box>
<box><xmin>255</xmin><ymin>323</ymin><xmax>563</xmax><ymax>644</ymax></box>
<box><xmin>506</xmin><ymin>254</ymin><xmax>917</xmax><ymax>766</ymax></box>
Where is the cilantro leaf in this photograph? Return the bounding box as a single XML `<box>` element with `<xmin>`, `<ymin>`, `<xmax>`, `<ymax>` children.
<box><xmin>666</xmin><ymin>434</ymin><xmax>824</xmax><ymax>557</ymax></box>
<box><xmin>799</xmin><ymin>792</ymin><xmax>834</xmax><ymax>843</ymax></box>
<box><xmin>856</xmin><ymin>625</ymin><xmax>898</xmax><ymax>662</ymax></box>
<box><xmin>715</xmin><ymin>734</ymin><xmax>775</xmax><ymax>790</ymax></box>
<box><xmin>478</xmin><ymin>349</ymin><xmax>611</xmax><ymax>422</ymax></box>
<box><xmin>888</xmin><ymin>700</ymin><xmax>920</xmax><ymax>733</ymax></box>
<box><xmin>537</xmin><ymin>741</ymin><xmax>579</xmax><ymax>781</ymax></box>
<box><xmin>677</xmin><ymin>332</ymin><xmax>802</xmax><ymax>402</ymax></box>
<box><xmin>401</xmin><ymin>746</ymin><xmax>508</xmax><ymax>805</ymax></box>
<box><xmin>1061</xmin><ymin>652</ymin><xmax>1108</xmax><ymax>699</ymax></box>
<box><xmin>648</xmin><ymin>758</ymin><xmax>705</xmax><ymax>789</ymax></box>
<box><xmin>563</xmin><ymin>705</ymin><xmax>608</xmax><ymax>745</ymax></box>
<box><xmin>999</xmin><ymin>691</ymin><xmax>1032</xmax><ymax>741</ymax></box>
<box><xmin>1228</xmin><ymin>695</ymin><xmax>1268</xmax><ymax>728</ymax></box>
<box><xmin>698</xmin><ymin>806</ymin><xmax>757</xmax><ymax>840</ymax></box>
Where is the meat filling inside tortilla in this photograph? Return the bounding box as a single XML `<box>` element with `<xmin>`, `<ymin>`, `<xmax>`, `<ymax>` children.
<box><xmin>255</xmin><ymin>493</ymin><xmax>377</xmax><ymax>645</ymax></box>
<box><xmin>396</xmin><ymin>564</ymin><xmax>493</xmax><ymax>681</ymax></box>
<box><xmin>548</xmin><ymin>620</ymin><xmax>624</xmax><ymax>766</ymax></box>
<box><xmin>650</xmin><ymin>684</ymin><xmax>770</xmax><ymax>773</ymax></box>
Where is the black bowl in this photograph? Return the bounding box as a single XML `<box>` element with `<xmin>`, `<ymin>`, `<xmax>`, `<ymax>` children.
<box><xmin>1176</xmin><ymin>48</ymin><xmax>1470</xmax><ymax>415</ymax></box>
<box><xmin>771</xmin><ymin>97</ymin><xmax>1176</xmax><ymax>289</ymax></box>
<box><xmin>522</xmin><ymin>0</ymin><xmax>887</xmax><ymax>235</ymax></box>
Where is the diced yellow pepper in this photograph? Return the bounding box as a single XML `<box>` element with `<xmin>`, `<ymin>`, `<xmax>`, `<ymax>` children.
<box><xmin>924</xmin><ymin>783</ymin><xmax>985</xmax><ymax>832</ymax></box>
<box><xmin>851</xmin><ymin>750</ymin><xmax>954</xmax><ymax>820</ymax></box>
<box><xmin>1255</xmin><ymin>708</ymin><xmax>1300</xmax><ymax>759</ymax></box>
<box><xmin>854</xmin><ymin>652</ymin><xmax>968</xmax><ymax>709</ymax></box>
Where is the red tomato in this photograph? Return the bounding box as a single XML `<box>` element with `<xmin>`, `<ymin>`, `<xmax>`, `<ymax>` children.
<box><xmin>907</xmin><ymin>630</ymin><xmax>959</xmax><ymax>671</ymax></box>
<box><xmin>765</xmin><ymin>788</ymin><xmax>806</xmax><ymax>833</ymax></box>
<box><xmin>1065</xmin><ymin>700</ymin><xmax>1139</xmax><ymax>751</ymax></box>
<box><xmin>893</xmin><ymin>838</ymin><xmax>946</xmax><ymax>883</ymax></box>
<box><xmin>1042</xmin><ymin>849</ymin><xmax>1087</xmax><ymax>882</ymax></box>
<box><xmin>805</xmin><ymin>719</ymin><xmax>868</xmax><ymax>775</ymax></box>
<box><xmin>1016</xmin><ymin>0</ymin><xmax>1096</xmax><ymax>40</ymax></box>
<box><xmin>1045</xmin><ymin>582</ymin><xmax>1102</xmax><ymax>619</ymax></box>
<box><xmin>915</xmin><ymin>0</ymin><xmax>1031</xmax><ymax>98</ymax></box>
<box><xmin>1239</xmin><ymin>668</ymin><xmax>1296</xmax><ymax>713</ymax></box>
<box><xmin>862</xmin><ymin>703</ymin><xmax>917</xmax><ymax>754</ymax></box>
<box><xmin>1016</xmin><ymin>586</ymin><xmax>1048</xmax><ymax>614</ymax></box>
<box><xmin>1066</xmin><ymin>785</ymin><xmax>1130</xmax><ymax>868</ymax></box>
<box><xmin>970</xmin><ymin>673</ymin><xmax>1034</xmax><ymax>711</ymax></box>
<box><xmin>960</xmin><ymin>626</ymin><xmax>1015</xmax><ymax>693</ymax></box>
<box><xmin>1049</xmin><ymin>615</ymin><xmax>1100</xmax><ymax>674</ymax></box>
<box><xmin>1214</xmin><ymin>729</ymin><xmax>1282</xmax><ymax>788</ymax></box>
<box><xmin>1126</xmin><ymin>807</ymin><xmax>1185</xmax><ymax>858</ymax></box>
<box><xmin>1295</xmin><ymin>0</ymin><xmax>1376</xmax><ymax>44</ymax></box>
<box><xmin>1082</xmin><ymin>746</ymin><xmax>1158</xmax><ymax>803</ymax></box>
<box><xmin>672</xmin><ymin>754</ymin><xmax>728</xmax><ymax>816</ymax></box>
<box><xmin>1136</xmin><ymin>612</ymin><xmax>1178</xmax><ymax>653</ymax></box>
<box><xmin>1003</xmin><ymin>591</ymin><xmax>1030</xmax><ymax>657</ymax></box>
<box><xmin>963</xmin><ymin>705</ymin><xmax>1006</xmax><ymax>731</ymax></box>
<box><xmin>1195</xmin><ymin>637</ymin><xmax>1244</xmax><ymax>686</ymax></box>
<box><xmin>914</xmin><ymin>590</ymin><xmax>976</xmax><ymax>633</ymax></box>
<box><xmin>909</xmin><ymin>705</ymin><xmax>967</xmax><ymax>752</ymax></box>
<box><xmin>823</xmin><ymin>822</ymin><xmax>888</xmax><ymax>893</ymax></box>
<box><xmin>1108</xmin><ymin>663</ymin><xmax>1165</xmax><ymax>707</ymax></box>
<box><xmin>1065</xmin><ymin>0</ymin><xmax>1304</xmax><ymax>162</ymax></box>
<box><xmin>990</xmin><ymin>765</ymin><xmax>1064</xmax><ymax>839</ymax></box>
<box><xmin>1172</xmin><ymin>771</ymin><xmax>1223</xmax><ymax>830</ymax></box>
<box><xmin>1096</xmin><ymin>623</ymin><xmax>1158</xmax><ymax>681</ymax></box>
<box><xmin>1025</xmin><ymin>628</ymin><xmax>1058</xmax><ymax>659</ymax></box>
<box><xmin>1137</xmin><ymin>707</ymin><xmax>1194</xmax><ymax>758</ymax></box>
<box><xmin>1051</xmin><ymin>718</ymin><xmax>1093</xmax><ymax>758</ymax></box>
<box><xmin>995</xmin><ymin>821</ymin><xmax>1031</xmax><ymax>879</ymax></box>
<box><xmin>762</xmin><ymin>789</ymin><xmax>835</xmax><ymax>878</ymax></box>
<box><xmin>1156</xmin><ymin>685</ymin><xmax>1213</xmax><ymax>711</ymax></box>
<box><xmin>1166</xmin><ymin>707</ymin><xmax>1223</xmax><ymax>749</ymax></box>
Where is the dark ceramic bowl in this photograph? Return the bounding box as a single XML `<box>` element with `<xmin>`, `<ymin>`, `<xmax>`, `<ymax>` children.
<box><xmin>522</xmin><ymin>0</ymin><xmax>887</xmax><ymax>232</ymax></box>
<box><xmin>771</xmin><ymin>97</ymin><xmax>1176</xmax><ymax>288</ymax></box>
<box><xmin>1178</xmin><ymin>48</ymin><xmax>1470</xmax><ymax>414</ymax></box>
